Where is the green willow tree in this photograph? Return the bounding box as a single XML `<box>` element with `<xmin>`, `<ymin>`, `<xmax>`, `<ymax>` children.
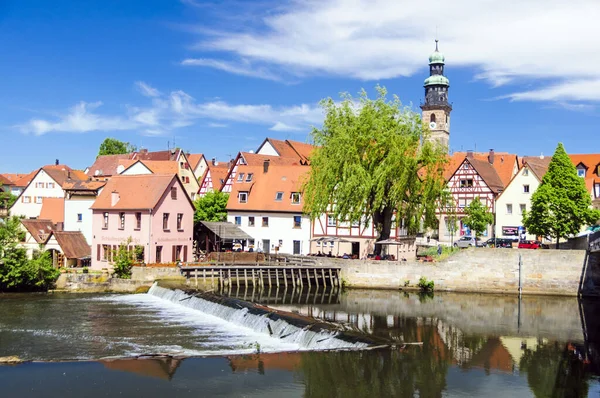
<box><xmin>462</xmin><ymin>196</ymin><xmax>494</xmax><ymax>246</ymax></box>
<box><xmin>194</xmin><ymin>191</ymin><xmax>230</xmax><ymax>223</ymax></box>
<box><xmin>523</xmin><ymin>143</ymin><xmax>599</xmax><ymax>249</ymax></box>
<box><xmin>303</xmin><ymin>86</ymin><xmax>448</xmax><ymax>254</ymax></box>
<box><xmin>97</xmin><ymin>137</ymin><xmax>136</xmax><ymax>157</ymax></box>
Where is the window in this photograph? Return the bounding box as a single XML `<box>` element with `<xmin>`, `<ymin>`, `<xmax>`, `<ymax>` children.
<box><xmin>460</xmin><ymin>179</ymin><xmax>474</xmax><ymax>188</ymax></box>
<box><xmin>177</xmin><ymin>213</ymin><xmax>183</xmax><ymax>230</ymax></box>
<box><xmin>119</xmin><ymin>212</ymin><xmax>125</xmax><ymax>229</ymax></box>
<box><xmin>246</xmin><ymin>173</ymin><xmax>253</xmax><ymax>182</ymax></box>
<box><xmin>48</xmin><ymin>182</ymin><xmax>55</xmax><ymax>189</ymax></box>
<box><xmin>77</xmin><ymin>213</ymin><xmax>83</xmax><ymax>222</ymax></box>
<box><xmin>578</xmin><ymin>168</ymin><xmax>586</xmax><ymax>178</ymax></box>
<box><xmin>103</xmin><ymin>212</ymin><xmax>109</xmax><ymax>229</ymax></box>
<box><xmin>22</xmin><ymin>196</ymin><xmax>31</xmax><ymax>203</ymax></box>
<box><xmin>275</xmin><ymin>192</ymin><xmax>284</xmax><ymax>201</ymax></box>
<box><xmin>523</xmin><ymin>185</ymin><xmax>530</xmax><ymax>193</ymax></box>
<box><xmin>506</xmin><ymin>204</ymin><xmax>513</xmax><ymax>214</ymax></box>
<box><xmin>248</xmin><ymin>216</ymin><xmax>255</xmax><ymax>227</ymax></box>
<box><xmin>262</xmin><ymin>217</ymin><xmax>269</xmax><ymax>227</ymax></box>
<box><xmin>35</xmin><ymin>196</ymin><xmax>43</xmax><ymax>204</ymax></box>
<box><xmin>238</xmin><ymin>192</ymin><xmax>248</xmax><ymax>203</ymax></box>
<box><xmin>235</xmin><ymin>216</ymin><xmax>241</xmax><ymax>225</ymax></box>
<box><xmin>135</xmin><ymin>246</ymin><xmax>145</xmax><ymax>262</ymax></box>
<box><xmin>36</xmin><ymin>182</ymin><xmax>44</xmax><ymax>188</ymax></box>
<box><xmin>430</xmin><ymin>113</ymin><xmax>436</xmax><ymax>123</ymax></box>
<box><xmin>237</xmin><ymin>173</ymin><xmax>245</xmax><ymax>182</ymax></box>
<box><xmin>291</xmin><ymin>192</ymin><xmax>301</xmax><ymax>204</ymax></box>
<box><xmin>135</xmin><ymin>212</ymin><xmax>142</xmax><ymax>230</ymax></box>
<box><xmin>520</xmin><ymin>204</ymin><xmax>526</xmax><ymax>214</ymax></box>
<box><xmin>293</xmin><ymin>215</ymin><xmax>302</xmax><ymax>228</ymax></box>
<box><xmin>156</xmin><ymin>246</ymin><xmax>163</xmax><ymax>263</ymax></box>
<box><xmin>327</xmin><ymin>215</ymin><xmax>336</xmax><ymax>227</ymax></box>
<box><xmin>293</xmin><ymin>240</ymin><xmax>301</xmax><ymax>255</ymax></box>
<box><xmin>458</xmin><ymin>198</ymin><xmax>466</xmax><ymax>208</ymax></box>
<box><xmin>174</xmin><ymin>245</ymin><xmax>182</xmax><ymax>262</ymax></box>
<box><xmin>102</xmin><ymin>245</ymin><xmax>109</xmax><ymax>261</ymax></box>
<box><xmin>163</xmin><ymin>213</ymin><xmax>170</xmax><ymax>230</ymax></box>
<box><xmin>171</xmin><ymin>187</ymin><xmax>177</xmax><ymax>200</ymax></box>
<box><xmin>522</xmin><ymin>169</ymin><xmax>529</xmax><ymax>176</ymax></box>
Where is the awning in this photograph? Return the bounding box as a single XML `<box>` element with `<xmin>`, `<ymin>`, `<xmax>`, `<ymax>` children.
<box><xmin>375</xmin><ymin>237</ymin><xmax>416</xmax><ymax>245</ymax></box>
<box><xmin>200</xmin><ymin>221</ymin><xmax>252</xmax><ymax>240</ymax></box>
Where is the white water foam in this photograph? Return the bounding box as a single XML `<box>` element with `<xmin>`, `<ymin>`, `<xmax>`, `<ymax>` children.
<box><xmin>147</xmin><ymin>283</ymin><xmax>369</xmax><ymax>351</ymax></box>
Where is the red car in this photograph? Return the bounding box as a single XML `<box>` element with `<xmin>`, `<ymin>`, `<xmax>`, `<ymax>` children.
<box><xmin>518</xmin><ymin>240</ymin><xmax>541</xmax><ymax>249</ymax></box>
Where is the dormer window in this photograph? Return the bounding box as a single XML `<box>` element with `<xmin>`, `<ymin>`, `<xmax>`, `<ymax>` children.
<box><xmin>291</xmin><ymin>192</ymin><xmax>301</xmax><ymax>204</ymax></box>
<box><xmin>523</xmin><ymin>169</ymin><xmax>529</xmax><ymax>176</ymax></box>
<box><xmin>275</xmin><ymin>192</ymin><xmax>283</xmax><ymax>201</ymax></box>
<box><xmin>237</xmin><ymin>173</ymin><xmax>245</xmax><ymax>182</ymax></box>
<box><xmin>238</xmin><ymin>191</ymin><xmax>248</xmax><ymax>203</ymax></box>
<box><xmin>578</xmin><ymin>168</ymin><xmax>586</xmax><ymax>178</ymax></box>
<box><xmin>246</xmin><ymin>173</ymin><xmax>253</xmax><ymax>182</ymax></box>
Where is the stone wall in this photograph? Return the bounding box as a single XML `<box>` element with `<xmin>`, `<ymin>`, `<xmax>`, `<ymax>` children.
<box><xmin>322</xmin><ymin>248</ymin><xmax>594</xmax><ymax>296</ymax></box>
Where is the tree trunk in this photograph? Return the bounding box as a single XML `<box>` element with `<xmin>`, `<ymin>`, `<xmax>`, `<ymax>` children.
<box><xmin>556</xmin><ymin>236</ymin><xmax>560</xmax><ymax>250</ymax></box>
<box><xmin>373</xmin><ymin>206</ymin><xmax>393</xmax><ymax>256</ymax></box>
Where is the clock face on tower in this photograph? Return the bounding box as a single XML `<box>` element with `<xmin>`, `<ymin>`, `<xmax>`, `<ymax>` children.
<box><xmin>429</xmin><ymin>121</ymin><xmax>437</xmax><ymax>130</ymax></box>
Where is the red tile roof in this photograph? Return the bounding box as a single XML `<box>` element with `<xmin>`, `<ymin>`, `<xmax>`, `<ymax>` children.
<box><xmin>521</xmin><ymin>156</ymin><xmax>552</xmax><ymax>181</ymax></box>
<box><xmin>445</xmin><ymin>151</ymin><xmax>519</xmax><ymax>188</ymax></box>
<box><xmin>0</xmin><ymin>174</ymin><xmax>12</xmax><ymax>186</ymax></box>
<box><xmin>13</xmin><ymin>170</ymin><xmax>38</xmax><ymax>188</ymax></box>
<box><xmin>40</xmin><ymin>197</ymin><xmax>65</xmax><ymax>224</ymax></box>
<box><xmin>569</xmin><ymin>154</ymin><xmax>600</xmax><ymax>194</ymax></box>
<box><xmin>134</xmin><ymin>149</ymin><xmax>182</xmax><ymax>161</ymax></box>
<box><xmin>187</xmin><ymin>153</ymin><xmax>204</xmax><ymax>171</ymax></box>
<box><xmin>227</xmin><ymin>165</ymin><xmax>308</xmax><ymax>212</ymax></box>
<box><xmin>259</xmin><ymin>138</ymin><xmax>315</xmax><ymax>164</ymax></box>
<box><xmin>134</xmin><ymin>160</ymin><xmax>179</xmax><ymax>175</ymax></box>
<box><xmin>51</xmin><ymin>231</ymin><xmax>91</xmax><ymax>258</ymax></box>
<box><xmin>41</xmin><ymin>165</ymin><xmax>88</xmax><ymax>186</ymax></box>
<box><xmin>91</xmin><ymin>174</ymin><xmax>182</xmax><ymax>211</ymax></box>
<box><xmin>21</xmin><ymin>219</ymin><xmax>55</xmax><ymax>243</ymax></box>
<box><xmin>87</xmin><ymin>154</ymin><xmax>132</xmax><ymax>177</ymax></box>
<box><xmin>63</xmin><ymin>180</ymin><xmax>107</xmax><ymax>192</ymax></box>
<box><xmin>242</xmin><ymin>152</ymin><xmax>302</xmax><ymax>167</ymax></box>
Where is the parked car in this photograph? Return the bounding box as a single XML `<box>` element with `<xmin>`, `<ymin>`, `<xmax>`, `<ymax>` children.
<box><xmin>481</xmin><ymin>238</ymin><xmax>517</xmax><ymax>248</ymax></box>
<box><xmin>454</xmin><ymin>236</ymin><xmax>478</xmax><ymax>248</ymax></box>
<box><xmin>518</xmin><ymin>240</ymin><xmax>542</xmax><ymax>249</ymax></box>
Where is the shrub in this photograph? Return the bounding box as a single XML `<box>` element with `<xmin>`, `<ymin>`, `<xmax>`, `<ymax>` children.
<box><xmin>418</xmin><ymin>276</ymin><xmax>434</xmax><ymax>292</ymax></box>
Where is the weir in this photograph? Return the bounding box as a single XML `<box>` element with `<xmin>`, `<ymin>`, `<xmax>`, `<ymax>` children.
<box><xmin>178</xmin><ymin>264</ymin><xmax>342</xmax><ymax>289</ymax></box>
<box><xmin>147</xmin><ymin>283</ymin><xmax>386</xmax><ymax>350</ymax></box>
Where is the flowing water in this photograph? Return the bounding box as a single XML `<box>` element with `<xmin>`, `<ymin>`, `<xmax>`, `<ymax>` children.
<box><xmin>1</xmin><ymin>286</ymin><xmax>600</xmax><ymax>397</ymax></box>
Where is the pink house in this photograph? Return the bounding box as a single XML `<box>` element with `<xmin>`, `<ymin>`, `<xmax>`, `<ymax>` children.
<box><xmin>90</xmin><ymin>174</ymin><xmax>194</xmax><ymax>270</ymax></box>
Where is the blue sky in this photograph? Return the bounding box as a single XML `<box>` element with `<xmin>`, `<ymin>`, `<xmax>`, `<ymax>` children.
<box><xmin>1</xmin><ymin>0</ymin><xmax>599</xmax><ymax>173</ymax></box>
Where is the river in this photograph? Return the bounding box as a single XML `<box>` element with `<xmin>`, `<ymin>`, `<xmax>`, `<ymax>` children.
<box><xmin>1</xmin><ymin>286</ymin><xmax>600</xmax><ymax>397</ymax></box>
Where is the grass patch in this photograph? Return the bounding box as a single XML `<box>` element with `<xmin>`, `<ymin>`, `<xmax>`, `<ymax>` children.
<box><xmin>418</xmin><ymin>246</ymin><xmax>460</xmax><ymax>261</ymax></box>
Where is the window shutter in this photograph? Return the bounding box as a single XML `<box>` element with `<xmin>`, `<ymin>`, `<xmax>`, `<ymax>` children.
<box><xmin>183</xmin><ymin>246</ymin><xmax>188</xmax><ymax>262</ymax></box>
<box><xmin>172</xmin><ymin>246</ymin><xmax>176</xmax><ymax>262</ymax></box>
<box><xmin>97</xmin><ymin>245</ymin><xmax>101</xmax><ymax>261</ymax></box>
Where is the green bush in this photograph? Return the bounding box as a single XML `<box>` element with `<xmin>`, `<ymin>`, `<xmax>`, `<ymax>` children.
<box><xmin>417</xmin><ymin>277</ymin><xmax>434</xmax><ymax>292</ymax></box>
<box><xmin>112</xmin><ymin>240</ymin><xmax>134</xmax><ymax>279</ymax></box>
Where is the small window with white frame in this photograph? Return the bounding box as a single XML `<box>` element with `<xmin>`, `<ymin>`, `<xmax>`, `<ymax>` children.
<box><xmin>522</xmin><ymin>169</ymin><xmax>529</xmax><ymax>176</ymax></box>
<box><xmin>275</xmin><ymin>191</ymin><xmax>283</xmax><ymax>201</ymax></box>
<box><xmin>506</xmin><ymin>204</ymin><xmax>513</xmax><ymax>214</ymax></box>
<box><xmin>523</xmin><ymin>185</ymin><xmax>530</xmax><ymax>193</ymax></box>
<box><xmin>327</xmin><ymin>215</ymin><xmax>336</xmax><ymax>227</ymax></box>
<box><xmin>578</xmin><ymin>168</ymin><xmax>586</xmax><ymax>178</ymax></box>
<box><xmin>291</xmin><ymin>192</ymin><xmax>301</xmax><ymax>204</ymax></box>
<box><xmin>238</xmin><ymin>191</ymin><xmax>248</xmax><ymax>203</ymax></box>
<box><xmin>237</xmin><ymin>173</ymin><xmax>245</xmax><ymax>182</ymax></box>
<box><xmin>35</xmin><ymin>196</ymin><xmax>43</xmax><ymax>204</ymax></box>
<box><xmin>246</xmin><ymin>173</ymin><xmax>253</xmax><ymax>182</ymax></box>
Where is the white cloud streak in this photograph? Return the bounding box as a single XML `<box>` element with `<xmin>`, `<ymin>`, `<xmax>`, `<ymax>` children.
<box><xmin>185</xmin><ymin>0</ymin><xmax>600</xmax><ymax>103</ymax></box>
<box><xmin>181</xmin><ymin>58</ymin><xmax>282</xmax><ymax>81</ymax></box>
<box><xmin>18</xmin><ymin>86</ymin><xmax>322</xmax><ymax>136</ymax></box>
<box><xmin>135</xmin><ymin>81</ymin><xmax>161</xmax><ymax>97</ymax></box>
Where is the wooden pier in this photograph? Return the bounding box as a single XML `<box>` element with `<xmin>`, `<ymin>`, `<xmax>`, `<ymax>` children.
<box><xmin>178</xmin><ymin>264</ymin><xmax>342</xmax><ymax>289</ymax></box>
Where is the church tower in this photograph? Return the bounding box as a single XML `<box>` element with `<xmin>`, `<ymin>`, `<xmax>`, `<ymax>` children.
<box><xmin>420</xmin><ymin>40</ymin><xmax>452</xmax><ymax>150</ymax></box>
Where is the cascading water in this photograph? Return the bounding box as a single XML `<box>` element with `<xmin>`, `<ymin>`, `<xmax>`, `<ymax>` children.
<box><xmin>147</xmin><ymin>283</ymin><xmax>371</xmax><ymax>350</ymax></box>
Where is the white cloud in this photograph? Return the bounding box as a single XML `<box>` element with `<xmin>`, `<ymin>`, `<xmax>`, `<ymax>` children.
<box><xmin>186</xmin><ymin>0</ymin><xmax>600</xmax><ymax>103</ymax></box>
<box><xmin>181</xmin><ymin>58</ymin><xmax>282</xmax><ymax>81</ymax></box>
<box><xmin>19</xmin><ymin>101</ymin><xmax>136</xmax><ymax>135</ymax></box>
<box><xmin>18</xmin><ymin>86</ymin><xmax>321</xmax><ymax>136</ymax></box>
<box><xmin>135</xmin><ymin>81</ymin><xmax>161</xmax><ymax>97</ymax></box>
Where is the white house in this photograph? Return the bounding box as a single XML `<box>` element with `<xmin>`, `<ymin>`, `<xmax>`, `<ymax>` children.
<box><xmin>10</xmin><ymin>165</ymin><xmax>88</xmax><ymax>219</ymax></box>
<box><xmin>495</xmin><ymin>156</ymin><xmax>550</xmax><ymax>240</ymax></box>
<box><xmin>226</xmin><ymin>161</ymin><xmax>311</xmax><ymax>255</ymax></box>
<box><xmin>63</xmin><ymin>180</ymin><xmax>106</xmax><ymax>245</ymax></box>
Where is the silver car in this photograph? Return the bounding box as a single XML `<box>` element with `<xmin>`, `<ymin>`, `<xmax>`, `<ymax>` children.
<box><xmin>454</xmin><ymin>236</ymin><xmax>477</xmax><ymax>248</ymax></box>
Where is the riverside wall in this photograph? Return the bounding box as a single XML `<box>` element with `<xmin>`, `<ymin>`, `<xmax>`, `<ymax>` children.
<box><xmin>319</xmin><ymin>248</ymin><xmax>600</xmax><ymax>296</ymax></box>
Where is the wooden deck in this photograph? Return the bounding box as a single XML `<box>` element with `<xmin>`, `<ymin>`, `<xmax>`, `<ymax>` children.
<box><xmin>179</xmin><ymin>264</ymin><xmax>341</xmax><ymax>289</ymax></box>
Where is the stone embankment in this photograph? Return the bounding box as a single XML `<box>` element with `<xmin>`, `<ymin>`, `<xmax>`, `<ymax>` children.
<box><xmin>319</xmin><ymin>248</ymin><xmax>594</xmax><ymax>296</ymax></box>
<box><xmin>54</xmin><ymin>267</ymin><xmax>184</xmax><ymax>293</ymax></box>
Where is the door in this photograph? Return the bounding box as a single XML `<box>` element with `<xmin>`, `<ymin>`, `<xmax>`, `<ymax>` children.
<box><xmin>351</xmin><ymin>242</ymin><xmax>360</xmax><ymax>257</ymax></box>
<box><xmin>262</xmin><ymin>239</ymin><xmax>270</xmax><ymax>254</ymax></box>
<box><xmin>293</xmin><ymin>240</ymin><xmax>301</xmax><ymax>255</ymax></box>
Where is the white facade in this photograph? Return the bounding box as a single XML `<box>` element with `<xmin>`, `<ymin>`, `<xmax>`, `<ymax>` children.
<box><xmin>495</xmin><ymin>165</ymin><xmax>540</xmax><ymax>240</ymax></box>
<box><xmin>256</xmin><ymin>141</ymin><xmax>279</xmax><ymax>156</ymax></box>
<box><xmin>227</xmin><ymin>211</ymin><xmax>311</xmax><ymax>255</ymax></box>
<box><xmin>64</xmin><ymin>195</ymin><xmax>98</xmax><ymax>245</ymax></box>
<box><xmin>10</xmin><ymin>170</ymin><xmax>65</xmax><ymax>219</ymax></box>
<box><xmin>120</xmin><ymin>163</ymin><xmax>152</xmax><ymax>175</ymax></box>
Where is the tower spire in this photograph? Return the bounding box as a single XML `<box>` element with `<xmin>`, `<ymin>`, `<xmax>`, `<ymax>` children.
<box><xmin>435</xmin><ymin>38</ymin><xmax>439</xmax><ymax>52</ymax></box>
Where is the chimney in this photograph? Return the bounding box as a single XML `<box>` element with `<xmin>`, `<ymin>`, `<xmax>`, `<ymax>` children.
<box><xmin>263</xmin><ymin>159</ymin><xmax>270</xmax><ymax>173</ymax></box>
<box><xmin>466</xmin><ymin>150</ymin><xmax>474</xmax><ymax>159</ymax></box>
<box><xmin>111</xmin><ymin>191</ymin><xmax>120</xmax><ymax>207</ymax></box>
<box><xmin>56</xmin><ymin>222</ymin><xmax>64</xmax><ymax>232</ymax></box>
<box><xmin>488</xmin><ymin>149</ymin><xmax>495</xmax><ymax>164</ymax></box>
<box><xmin>67</xmin><ymin>170</ymin><xmax>71</xmax><ymax>180</ymax></box>
<box><xmin>540</xmin><ymin>152</ymin><xmax>544</xmax><ymax>159</ymax></box>
<box><xmin>212</xmin><ymin>158</ymin><xmax>216</xmax><ymax>166</ymax></box>
<box><xmin>55</xmin><ymin>159</ymin><xmax>59</xmax><ymax>165</ymax></box>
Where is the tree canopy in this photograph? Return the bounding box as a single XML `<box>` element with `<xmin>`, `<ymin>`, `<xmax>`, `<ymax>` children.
<box><xmin>303</xmin><ymin>86</ymin><xmax>448</xmax><ymax>253</ymax></box>
<box><xmin>523</xmin><ymin>143</ymin><xmax>599</xmax><ymax>248</ymax></box>
<box><xmin>97</xmin><ymin>137</ymin><xmax>136</xmax><ymax>157</ymax></box>
<box><xmin>194</xmin><ymin>191</ymin><xmax>229</xmax><ymax>223</ymax></box>
<box><xmin>462</xmin><ymin>196</ymin><xmax>493</xmax><ymax>244</ymax></box>
<box><xmin>0</xmin><ymin>186</ymin><xmax>17</xmax><ymax>213</ymax></box>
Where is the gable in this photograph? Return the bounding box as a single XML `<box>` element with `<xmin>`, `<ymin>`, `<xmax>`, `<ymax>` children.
<box><xmin>256</xmin><ymin>139</ymin><xmax>279</xmax><ymax>156</ymax></box>
<box><xmin>121</xmin><ymin>161</ymin><xmax>153</xmax><ymax>175</ymax></box>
